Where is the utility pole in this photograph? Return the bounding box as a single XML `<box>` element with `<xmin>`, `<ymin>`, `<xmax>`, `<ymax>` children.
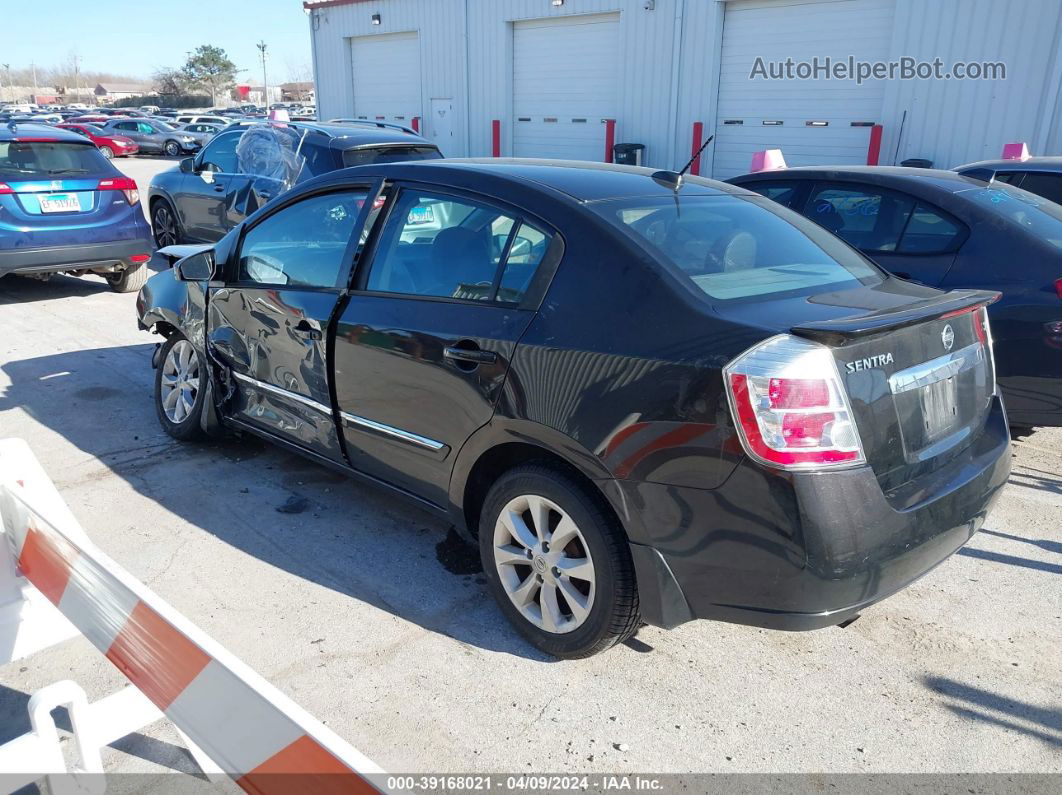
<box><xmin>73</xmin><ymin>54</ymin><xmax>81</xmax><ymax>105</ymax></box>
<box><xmin>257</xmin><ymin>41</ymin><xmax>268</xmax><ymax>107</ymax></box>
<box><xmin>0</xmin><ymin>64</ymin><xmax>7</xmax><ymax>103</ymax></box>
<box><xmin>31</xmin><ymin>62</ymin><xmax>38</xmax><ymax>100</ymax></box>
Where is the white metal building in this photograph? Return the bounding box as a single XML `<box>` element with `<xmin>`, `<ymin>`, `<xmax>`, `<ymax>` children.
<box><xmin>305</xmin><ymin>0</ymin><xmax>1062</xmax><ymax>178</ymax></box>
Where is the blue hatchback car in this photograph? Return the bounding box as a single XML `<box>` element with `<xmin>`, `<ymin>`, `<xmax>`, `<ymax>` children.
<box><xmin>0</xmin><ymin>122</ymin><xmax>153</xmax><ymax>292</ymax></box>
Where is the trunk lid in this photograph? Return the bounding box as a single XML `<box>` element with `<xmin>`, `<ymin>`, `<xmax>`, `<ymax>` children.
<box><xmin>717</xmin><ymin>281</ymin><xmax>999</xmax><ymax>491</ymax></box>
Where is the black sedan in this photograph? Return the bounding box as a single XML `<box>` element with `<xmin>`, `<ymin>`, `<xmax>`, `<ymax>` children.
<box><xmin>137</xmin><ymin>160</ymin><xmax>1009</xmax><ymax>658</ymax></box>
<box><xmin>147</xmin><ymin>121</ymin><xmax>442</xmax><ymax>248</ymax></box>
<box><xmin>728</xmin><ymin>166</ymin><xmax>1062</xmax><ymax>431</ymax></box>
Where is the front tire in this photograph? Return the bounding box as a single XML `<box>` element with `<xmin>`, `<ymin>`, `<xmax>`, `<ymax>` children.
<box><xmin>164</xmin><ymin>140</ymin><xmax>181</xmax><ymax>157</ymax></box>
<box><xmin>479</xmin><ymin>465</ymin><xmax>640</xmax><ymax>659</ymax></box>
<box><xmin>106</xmin><ymin>262</ymin><xmax>148</xmax><ymax>293</ymax></box>
<box><xmin>152</xmin><ymin>200</ymin><xmax>180</xmax><ymax>247</ymax></box>
<box><xmin>99</xmin><ymin>145</ymin><xmax>114</xmax><ymax>159</ymax></box>
<box><xmin>155</xmin><ymin>334</ymin><xmax>206</xmax><ymax>441</ymax></box>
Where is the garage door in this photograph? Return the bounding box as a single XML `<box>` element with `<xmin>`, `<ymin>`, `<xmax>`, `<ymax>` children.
<box><xmin>513</xmin><ymin>13</ymin><xmax>619</xmax><ymax>161</ymax></box>
<box><xmin>712</xmin><ymin>0</ymin><xmax>895</xmax><ymax>179</ymax></box>
<box><xmin>351</xmin><ymin>31</ymin><xmax>421</xmax><ymax>124</ymax></box>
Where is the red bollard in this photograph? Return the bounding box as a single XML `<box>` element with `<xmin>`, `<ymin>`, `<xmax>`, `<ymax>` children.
<box><xmin>411</xmin><ymin>116</ymin><xmax>420</xmax><ymax>134</ymax></box>
<box><xmin>492</xmin><ymin>119</ymin><xmax>501</xmax><ymax>157</ymax></box>
<box><xmin>867</xmin><ymin>124</ymin><xmax>883</xmax><ymax>166</ymax></box>
<box><xmin>604</xmin><ymin>119</ymin><xmax>616</xmax><ymax>163</ymax></box>
<box><xmin>690</xmin><ymin>121</ymin><xmax>704</xmax><ymax>176</ymax></box>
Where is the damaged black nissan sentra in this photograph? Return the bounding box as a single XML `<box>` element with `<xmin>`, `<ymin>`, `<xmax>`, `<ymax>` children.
<box><xmin>136</xmin><ymin>159</ymin><xmax>1010</xmax><ymax>658</ymax></box>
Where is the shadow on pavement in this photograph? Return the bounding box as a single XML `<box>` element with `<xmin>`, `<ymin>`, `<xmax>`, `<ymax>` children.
<box><xmin>923</xmin><ymin>676</ymin><xmax>1062</xmax><ymax>748</ymax></box>
<box><xmin>0</xmin><ymin>344</ymin><xmax>551</xmax><ymax>661</ymax></box>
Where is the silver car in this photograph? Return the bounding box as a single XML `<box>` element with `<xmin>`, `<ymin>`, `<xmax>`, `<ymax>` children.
<box><xmin>99</xmin><ymin>118</ymin><xmax>200</xmax><ymax>157</ymax></box>
<box><xmin>175</xmin><ymin>122</ymin><xmax>225</xmax><ymax>147</ymax></box>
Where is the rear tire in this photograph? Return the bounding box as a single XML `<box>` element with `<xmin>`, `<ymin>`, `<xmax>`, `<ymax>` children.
<box><xmin>106</xmin><ymin>262</ymin><xmax>148</xmax><ymax>293</ymax></box>
<box><xmin>478</xmin><ymin>465</ymin><xmax>640</xmax><ymax>659</ymax></box>
<box><xmin>99</xmin><ymin>145</ymin><xmax>114</xmax><ymax>159</ymax></box>
<box><xmin>164</xmin><ymin>140</ymin><xmax>181</xmax><ymax>157</ymax></box>
<box><xmin>155</xmin><ymin>334</ymin><xmax>206</xmax><ymax>441</ymax></box>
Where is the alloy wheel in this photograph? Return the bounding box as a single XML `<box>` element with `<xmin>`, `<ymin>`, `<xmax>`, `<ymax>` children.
<box><xmin>153</xmin><ymin>205</ymin><xmax>177</xmax><ymax>247</ymax></box>
<box><xmin>160</xmin><ymin>340</ymin><xmax>200</xmax><ymax>424</ymax></box>
<box><xmin>492</xmin><ymin>494</ymin><xmax>596</xmax><ymax>634</ymax></box>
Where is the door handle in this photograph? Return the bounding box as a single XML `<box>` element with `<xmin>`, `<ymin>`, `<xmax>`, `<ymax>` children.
<box><xmin>294</xmin><ymin>319</ymin><xmax>322</xmax><ymax>341</ymax></box>
<box><xmin>444</xmin><ymin>346</ymin><xmax>497</xmax><ymax>365</ymax></box>
<box><xmin>213</xmin><ymin>184</ymin><xmax>225</xmax><ymax>192</ymax></box>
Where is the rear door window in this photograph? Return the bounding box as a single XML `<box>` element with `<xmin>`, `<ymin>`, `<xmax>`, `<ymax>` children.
<box><xmin>364</xmin><ymin>189</ymin><xmax>552</xmax><ymax>303</ymax></box>
<box><xmin>805</xmin><ymin>184</ymin><xmax>914</xmax><ymax>252</ymax></box>
<box><xmin>589</xmin><ymin>194</ymin><xmax>882</xmax><ymax>302</ymax></box>
<box><xmin>896</xmin><ymin>203</ymin><xmax>964</xmax><ymax>254</ymax></box>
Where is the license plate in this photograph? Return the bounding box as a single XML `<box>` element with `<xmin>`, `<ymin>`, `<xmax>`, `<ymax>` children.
<box><xmin>920</xmin><ymin>375</ymin><xmax>959</xmax><ymax>441</ymax></box>
<box><xmin>39</xmin><ymin>193</ymin><xmax>81</xmax><ymax>213</ymax></box>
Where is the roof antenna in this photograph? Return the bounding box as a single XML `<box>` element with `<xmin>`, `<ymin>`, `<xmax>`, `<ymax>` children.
<box><xmin>651</xmin><ymin>134</ymin><xmax>714</xmax><ymax>191</ymax></box>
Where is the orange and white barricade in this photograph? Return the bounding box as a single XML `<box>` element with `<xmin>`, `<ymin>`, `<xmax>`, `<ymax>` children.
<box><xmin>0</xmin><ymin>438</ymin><xmax>385</xmax><ymax>794</ymax></box>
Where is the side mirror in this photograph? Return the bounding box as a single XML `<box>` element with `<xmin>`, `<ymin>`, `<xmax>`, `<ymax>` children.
<box><xmin>179</xmin><ymin>157</ymin><xmax>195</xmax><ymax>174</ymax></box>
<box><xmin>175</xmin><ymin>251</ymin><xmax>215</xmax><ymax>281</ymax></box>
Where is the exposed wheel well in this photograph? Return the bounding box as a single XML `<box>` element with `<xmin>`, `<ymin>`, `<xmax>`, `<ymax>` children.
<box><xmin>461</xmin><ymin>441</ymin><xmax>622</xmax><ymax>540</ymax></box>
<box><xmin>152</xmin><ymin>320</ymin><xmax>178</xmax><ymax>339</ymax></box>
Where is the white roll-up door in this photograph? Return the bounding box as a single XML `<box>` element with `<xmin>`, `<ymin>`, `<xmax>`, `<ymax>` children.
<box><xmin>712</xmin><ymin>0</ymin><xmax>895</xmax><ymax>179</ymax></box>
<box><xmin>512</xmin><ymin>13</ymin><xmax>620</xmax><ymax>161</ymax></box>
<box><xmin>351</xmin><ymin>31</ymin><xmax>421</xmax><ymax>124</ymax></box>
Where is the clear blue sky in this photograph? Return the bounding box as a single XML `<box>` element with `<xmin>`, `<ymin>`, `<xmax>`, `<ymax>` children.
<box><xmin>5</xmin><ymin>0</ymin><xmax>313</xmax><ymax>84</ymax></box>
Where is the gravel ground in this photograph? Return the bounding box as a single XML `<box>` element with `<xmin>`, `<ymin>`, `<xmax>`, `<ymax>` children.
<box><xmin>0</xmin><ymin>155</ymin><xmax>1058</xmax><ymax>784</ymax></box>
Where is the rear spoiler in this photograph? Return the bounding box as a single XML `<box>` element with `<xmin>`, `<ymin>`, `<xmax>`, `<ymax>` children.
<box><xmin>151</xmin><ymin>244</ymin><xmax>213</xmax><ymax>269</ymax></box>
<box><xmin>791</xmin><ymin>289</ymin><xmax>1001</xmax><ymax>346</ymax></box>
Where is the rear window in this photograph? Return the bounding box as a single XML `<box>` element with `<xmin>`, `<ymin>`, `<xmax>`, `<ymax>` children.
<box><xmin>955</xmin><ymin>183</ymin><xmax>1062</xmax><ymax>251</ymax></box>
<box><xmin>341</xmin><ymin>145</ymin><xmax>443</xmax><ymax>168</ymax></box>
<box><xmin>0</xmin><ymin>141</ymin><xmax>107</xmax><ymax>177</ymax></box>
<box><xmin>588</xmin><ymin>194</ymin><xmax>882</xmax><ymax>302</ymax></box>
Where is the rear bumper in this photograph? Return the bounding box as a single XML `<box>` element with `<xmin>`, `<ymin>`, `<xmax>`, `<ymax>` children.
<box><xmin>0</xmin><ymin>238</ymin><xmax>153</xmax><ymax>277</ymax></box>
<box><xmin>625</xmin><ymin>398</ymin><xmax>1011</xmax><ymax>631</ymax></box>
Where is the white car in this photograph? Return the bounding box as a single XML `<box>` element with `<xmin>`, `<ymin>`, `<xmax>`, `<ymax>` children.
<box><xmin>175</xmin><ymin>114</ymin><xmax>229</xmax><ymax>126</ymax></box>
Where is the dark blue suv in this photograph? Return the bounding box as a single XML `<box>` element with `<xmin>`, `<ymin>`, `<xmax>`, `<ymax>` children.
<box><xmin>0</xmin><ymin>122</ymin><xmax>153</xmax><ymax>292</ymax></box>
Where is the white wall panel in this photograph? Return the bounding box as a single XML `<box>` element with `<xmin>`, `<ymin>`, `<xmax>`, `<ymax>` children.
<box><xmin>351</xmin><ymin>31</ymin><xmax>421</xmax><ymax>122</ymax></box>
<box><xmin>307</xmin><ymin>0</ymin><xmax>1062</xmax><ymax>171</ymax></box>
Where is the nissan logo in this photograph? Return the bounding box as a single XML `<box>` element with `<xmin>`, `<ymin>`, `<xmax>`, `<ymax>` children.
<box><xmin>942</xmin><ymin>324</ymin><xmax>955</xmax><ymax>351</ymax></box>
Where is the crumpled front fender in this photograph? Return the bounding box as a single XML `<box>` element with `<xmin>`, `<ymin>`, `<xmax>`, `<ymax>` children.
<box><xmin>136</xmin><ymin>264</ymin><xmax>207</xmax><ymax>356</ymax></box>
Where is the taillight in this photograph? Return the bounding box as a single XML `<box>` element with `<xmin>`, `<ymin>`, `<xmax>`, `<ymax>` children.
<box><xmin>0</xmin><ymin>182</ymin><xmax>13</xmax><ymax>195</ymax></box>
<box><xmin>724</xmin><ymin>335</ymin><xmax>864</xmax><ymax>470</ymax></box>
<box><xmin>1055</xmin><ymin>278</ymin><xmax>1062</xmax><ymax>301</ymax></box>
<box><xmin>98</xmin><ymin>176</ymin><xmax>139</xmax><ymax>205</ymax></box>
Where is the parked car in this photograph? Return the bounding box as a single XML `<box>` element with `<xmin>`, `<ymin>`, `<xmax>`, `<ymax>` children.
<box><xmin>56</xmin><ymin>122</ymin><xmax>139</xmax><ymax>158</ymax></box>
<box><xmin>174</xmin><ymin>114</ymin><xmax>229</xmax><ymax>127</ymax></box>
<box><xmin>173</xmin><ymin>122</ymin><xmax>223</xmax><ymax>147</ymax></box>
<box><xmin>147</xmin><ymin>121</ymin><xmax>442</xmax><ymax>246</ymax></box>
<box><xmin>954</xmin><ymin>157</ymin><xmax>1062</xmax><ymax>205</ymax></box>
<box><xmin>728</xmin><ymin>166</ymin><xmax>1062</xmax><ymax>431</ymax></box>
<box><xmin>67</xmin><ymin>114</ymin><xmax>121</xmax><ymax>125</ymax></box>
<box><xmin>0</xmin><ymin>123</ymin><xmax>152</xmax><ymax>292</ymax></box>
<box><xmin>137</xmin><ymin>160</ymin><xmax>1009</xmax><ymax>658</ymax></box>
<box><xmin>139</xmin><ymin>105</ymin><xmax>161</xmax><ymax>114</ymax></box>
<box><xmin>99</xmin><ymin>118</ymin><xmax>201</xmax><ymax>157</ymax></box>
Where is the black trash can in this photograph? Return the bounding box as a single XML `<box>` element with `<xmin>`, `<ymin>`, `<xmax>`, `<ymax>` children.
<box><xmin>900</xmin><ymin>158</ymin><xmax>934</xmax><ymax>169</ymax></box>
<box><xmin>613</xmin><ymin>143</ymin><xmax>645</xmax><ymax>166</ymax></box>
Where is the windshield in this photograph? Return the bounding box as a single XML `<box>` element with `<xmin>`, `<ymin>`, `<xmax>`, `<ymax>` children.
<box><xmin>589</xmin><ymin>194</ymin><xmax>883</xmax><ymax>302</ymax></box>
<box><xmin>955</xmin><ymin>183</ymin><xmax>1062</xmax><ymax>251</ymax></box>
<box><xmin>342</xmin><ymin>145</ymin><xmax>443</xmax><ymax>168</ymax></box>
<box><xmin>0</xmin><ymin>141</ymin><xmax>106</xmax><ymax>177</ymax></box>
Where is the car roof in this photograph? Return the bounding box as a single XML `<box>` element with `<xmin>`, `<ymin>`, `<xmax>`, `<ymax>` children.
<box><xmin>218</xmin><ymin>120</ymin><xmax>435</xmax><ymax>149</ymax></box>
<box><xmin>324</xmin><ymin>158</ymin><xmax>744</xmax><ymax>202</ymax></box>
<box><xmin>729</xmin><ymin>165</ymin><xmax>989</xmax><ymax>196</ymax></box>
<box><xmin>0</xmin><ymin>122</ymin><xmax>91</xmax><ymax>144</ymax></box>
<box><xmin>954</xmin><ymin>156</ymin><xmax>1062</xmax><ymax>173</ymax></box>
